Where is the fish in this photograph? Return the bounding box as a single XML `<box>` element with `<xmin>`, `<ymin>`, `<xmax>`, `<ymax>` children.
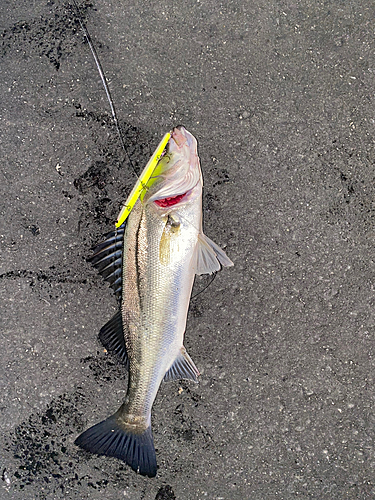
<box><xmin>74</xmin><ymin>126</ymin><xmax>233</xmax><ymax>477</ymax></box>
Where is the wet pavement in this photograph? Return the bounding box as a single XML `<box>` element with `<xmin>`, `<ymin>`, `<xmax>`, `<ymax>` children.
<box><xmin>1</xmin><ymin>0</ymin><xmax>375</xmax><ymax>498</ymax></box>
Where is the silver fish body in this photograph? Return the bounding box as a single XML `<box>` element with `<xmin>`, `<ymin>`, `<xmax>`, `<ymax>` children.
<box><xmin>120</xmin><ymin>197</ymin><xmax>201</xmax><ymax>429</ymax></box>
<box><xmin>75</xmin><ymin>127</ymin><xmax>233</xmax><ymax>477</ymax></box>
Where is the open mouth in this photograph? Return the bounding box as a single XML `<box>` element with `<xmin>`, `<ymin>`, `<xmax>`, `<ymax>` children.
<box><xmin>154</xmin><ymin>192</ymin><xmax>187</xmax><ymax>208</ymax></box>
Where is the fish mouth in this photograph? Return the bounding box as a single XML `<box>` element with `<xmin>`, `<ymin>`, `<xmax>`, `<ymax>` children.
<box><xmin>154</xmin><ymin>192</ymin><xmax>187</xmax><ymax>208</ymax></box>
<box><xmin>170</xmin><ymin>126</ymin><xmax>187</xmax><ymax>148</ymax></box>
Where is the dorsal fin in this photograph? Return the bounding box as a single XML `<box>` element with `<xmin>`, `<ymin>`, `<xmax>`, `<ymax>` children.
<box><xmin>87</xmin><ymin>223</ymin><xmax>126</xmax><ymax>300</ymax></box>
<box><xmin>98</xmin><ymin>311</ymin><xmax>128</xmax><ymax>366</ymax></box>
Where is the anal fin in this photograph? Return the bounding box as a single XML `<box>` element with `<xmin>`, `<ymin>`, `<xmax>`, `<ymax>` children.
<box><xmin>99</xmin><ymin>311</ymin><xmax>128</xmax><ymax>366</ymax></box>
<box><xmin>164</xmin><ymin>347</ymin><xmax>200</xmax><ymax>382</ymax></box>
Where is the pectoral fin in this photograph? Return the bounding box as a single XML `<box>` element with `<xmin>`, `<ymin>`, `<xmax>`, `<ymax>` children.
<box><xmin>195</xmin><ymin>233</ymin><xmax>234</xmax><ymax>275</ymax></box>
<box><xmin>164</xmin><ymin>347</ymin><xmax>200</xmax><ymax>382</ymax></box>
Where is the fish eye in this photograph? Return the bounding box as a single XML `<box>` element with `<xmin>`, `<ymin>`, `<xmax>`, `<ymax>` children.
<box><xmin>167</xmin><ymin>215</ymin><xmax>180</xmax><ymax>229</ymax></box>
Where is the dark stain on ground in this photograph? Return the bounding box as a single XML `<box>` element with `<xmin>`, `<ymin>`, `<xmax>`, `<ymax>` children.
<box><xmin>27</xmin><ymin>224</ymin><xmax>40</xmax><ymax>236</ymax></box>
<box><xmin>203</xmin><ymin>192</ymin><xmax>220</xmax><ymax>213</ymax></box>
<box><xmin>74</xmin><ymin>161</ymin><xmax>111</xmax><ymax>194</ymax></box>
<box><xmin>80</xmin><ymin>352</ymin><xmax>126</xmax><ymax>384</ymax></box>
<box><xmin>1</xmin><ymin>0</ymin><xmax>154</xmax><ymax>233</ymax></box>
<box><xmin>0</xmin><ymin>267</ymin><xmax>92</xmax><ymax>302</ymax></box>
<box><xmin>313</xmin><ymin>139</ymin><xmax>375</xmax><ymax>229</ymax></box>
<box><xmin>212</xmin><ymin>168</ymin><xmax>231</xmax><ymax>187</ymax></box>
<box><xmin>0</xmin><ymin>267</ymin><xmax>88</xmax><ymax>286</ymax></box>
<box><xmin>6</xmin><ymin>392</ymin><xmax>86</xmax><ymax>495</ymax></box>
<box><xmin>0</xmin><ymin>0</ymin><xmax>93</xmax><ymax>71</ymax></box>
<box><xmin>3</xmin><ymin>370</ymin><xmax>208</xmax><ymax>498</ymax></box>
<box><xmin>4</xmin><ymin>389</ymin><xmax>134</xmax><ymax>498</ymax></box>
<box><xmin>72</xmin><ymin>106</ymin><xmax>153</xmax><ymax>231</ymax></box>
<box><xmin>155</xmin><ymin>485</ymin><xmax>176</xmax><ymax>500</ymax></box>
<box><xmin>73</xmin><ymin>105</ymin><xmax>153</xmax><ymax>180</ymax></box>
<box><xmin>171</xmin><ymin>384</ymin><xmax>212</xmax><ymax>446</ymax></box>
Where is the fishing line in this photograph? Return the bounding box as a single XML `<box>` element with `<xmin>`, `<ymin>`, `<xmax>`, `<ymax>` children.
<box><xmin>191</xmin><ymin>272</ymin><xmax>217</xmax><ymax>299</ymax></box>
<box><xmin>71</xmin><ymin>0</ymin><xmax>139</xmax><ymax>181</ymax></box>
<box><xmin>71</xmin><ymin>0</ymin><xmax>129</xmax><ymax>284</ymax></box>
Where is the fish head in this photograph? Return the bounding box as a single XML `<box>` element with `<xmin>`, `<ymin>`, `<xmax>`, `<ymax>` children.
<box><xmin>143</xmin><ymin>126</ymin><xmax>203</xmax><ymax>214</ymax></box>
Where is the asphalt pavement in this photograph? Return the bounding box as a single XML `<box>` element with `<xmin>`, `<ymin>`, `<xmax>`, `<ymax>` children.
<box><xmin>1</xmin><ymin>0</ymin><xmax>375</xmax><ymax>499</ymax></box>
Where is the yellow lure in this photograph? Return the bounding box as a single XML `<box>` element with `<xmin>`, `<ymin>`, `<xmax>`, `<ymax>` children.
<box><xmin>115</xmin><ymin>132</ymin><xmax>171</xmax><ymax>228</ymax></box>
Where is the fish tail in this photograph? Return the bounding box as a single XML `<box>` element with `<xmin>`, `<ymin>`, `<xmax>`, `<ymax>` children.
<box><xmin>74</xmin><ymin>414</ymin><xmax>157</xmax><ymax>477</ymax></box>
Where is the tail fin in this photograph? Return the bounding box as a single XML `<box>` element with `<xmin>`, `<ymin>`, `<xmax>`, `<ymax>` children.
<box><xmin>74</xmin><ymin>414</ymin><xmax>157</xmax><ymax>477</ymax></box>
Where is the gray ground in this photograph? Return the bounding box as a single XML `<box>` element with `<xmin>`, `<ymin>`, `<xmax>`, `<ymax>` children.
<box><xmin>1</xmin><ymin>0</ymin><xmax>375</xmax><ymax>498</ymax></box>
